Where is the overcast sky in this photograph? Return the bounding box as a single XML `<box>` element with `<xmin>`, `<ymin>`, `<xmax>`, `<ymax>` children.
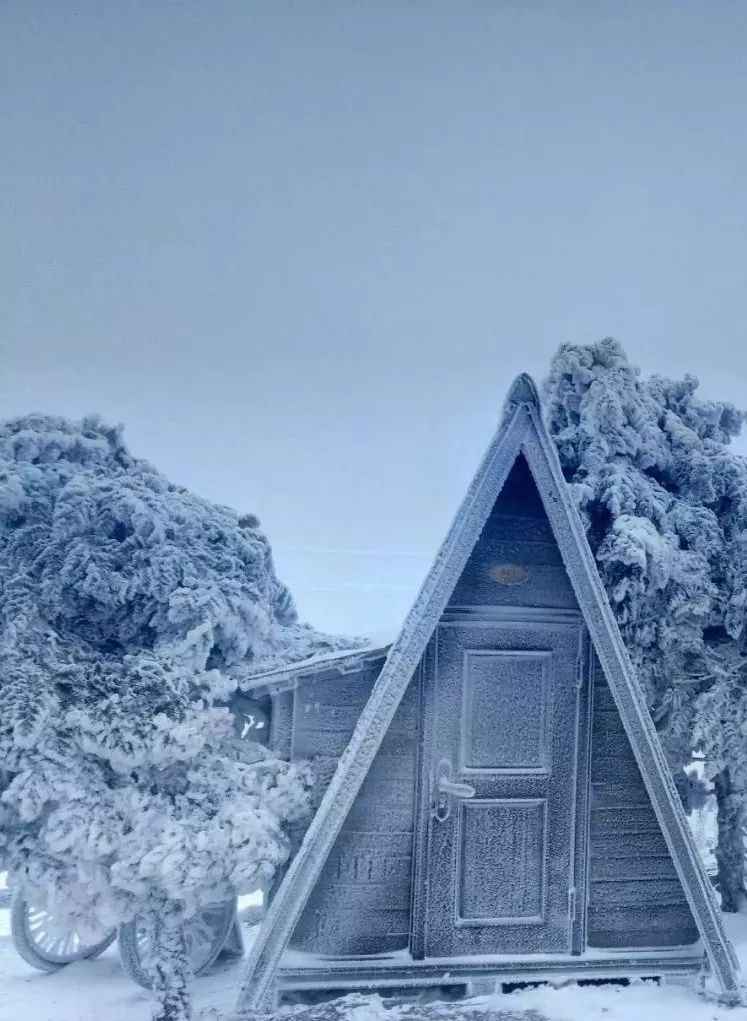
<box><xmin>2</xmin><ymin>3</ymin><xmax>747</xmax><ymax>637</ymax></box>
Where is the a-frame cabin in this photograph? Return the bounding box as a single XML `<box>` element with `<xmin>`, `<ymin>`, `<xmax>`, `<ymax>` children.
<box><xmin>233</xmin><ymin>375</ymin><xmax>740</xmax><ymax>1016</ymax></box>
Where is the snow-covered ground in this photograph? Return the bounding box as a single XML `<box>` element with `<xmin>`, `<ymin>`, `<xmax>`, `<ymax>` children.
<box><xmin>0</xmin><ymin>903</ymin><xmax>253</xmax><ymax>1021</ymax></box>
<box><xmin>2</xmin><ymin>908</ymin><xmax>747</xmax><ymax>1021</ymax></box>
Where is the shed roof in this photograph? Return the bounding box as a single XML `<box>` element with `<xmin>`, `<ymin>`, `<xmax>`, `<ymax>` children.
<box><xmin>236</xmin><ymin>635</ymin><xmax>392</xmax><ymax>694</ymax></box>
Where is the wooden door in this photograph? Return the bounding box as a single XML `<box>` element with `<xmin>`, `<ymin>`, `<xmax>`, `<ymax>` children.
<box><xmin>416</xmin><ymin>615</ymin><xmax>588</xmax><ymax>958</ymax></box>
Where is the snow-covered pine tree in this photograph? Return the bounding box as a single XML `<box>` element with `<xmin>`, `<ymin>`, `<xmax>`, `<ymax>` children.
<box><xmin>0</xmin><ymin>414</ymin><xmax>356</xmax><ymax>1020</ymax></box>
<box><xmin>544</xmin><ymin>339</ymin><xmax>747</xmax><ymax>910</ymax></box>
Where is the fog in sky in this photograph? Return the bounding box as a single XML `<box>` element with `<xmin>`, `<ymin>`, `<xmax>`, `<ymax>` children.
<box><xmin>2</xmin><ymin>3</ymin><xmax>747</xmax><ymax>637</ymax></box>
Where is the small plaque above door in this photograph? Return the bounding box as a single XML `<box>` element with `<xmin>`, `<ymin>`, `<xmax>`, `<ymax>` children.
<box><xmin>489</xmin><ymin>563</ymin><xmax>528</xmax><ymax>585</ymax></box>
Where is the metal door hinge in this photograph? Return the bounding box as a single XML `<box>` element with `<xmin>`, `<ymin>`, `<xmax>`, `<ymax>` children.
<box><xmin>567</xmin><ymin>887</ymin><xmax>577</xmax><ymax>921</ymax></box>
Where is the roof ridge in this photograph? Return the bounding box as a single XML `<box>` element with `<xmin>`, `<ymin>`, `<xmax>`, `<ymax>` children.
<box><xmin>502</xmin><ymin>371</ymin><xmax>541</xmax><ymax>421</ymax></box>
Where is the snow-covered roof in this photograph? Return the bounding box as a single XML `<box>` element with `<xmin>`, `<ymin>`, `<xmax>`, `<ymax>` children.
<box><xmin>236</xmin><ymin>633</ymin><xmax>394</xmax><ymax>694</ymax></box>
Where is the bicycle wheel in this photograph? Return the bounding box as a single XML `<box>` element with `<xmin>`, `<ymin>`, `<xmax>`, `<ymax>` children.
<box><xmin>117</xmin><ymin>901</ymin><xmax>236</xmax><ymax>989</ymax></box>
<box><xmin>10</xmin><ymin>892</ymin><xmax>116</xmax><ymax>973</ymax></box>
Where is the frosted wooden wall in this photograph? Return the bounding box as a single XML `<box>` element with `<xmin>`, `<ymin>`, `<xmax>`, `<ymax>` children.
<box><xmin>587</xmin><ymin>657</ymin><xmax>698</xmax><ymax>948</ymax></box>
<box><xmin>275</xmin><ymin>453</ymin><xmax>699</xmax><ymax>961</ymax></box>
<box><xmin>289</xmin><ymin>661</ymin><xmax>420</xmax><ymax>955</ymax></box>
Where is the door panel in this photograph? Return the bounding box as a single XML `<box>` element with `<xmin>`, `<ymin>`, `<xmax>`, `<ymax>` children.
<box><xmin>457</xmin><ymin>799</ymin><xmax>546</xmax><ymax>924</ymax></box>
<box><xmin>460</xmin><ymin>651</ymin><xmax>550</xmax><ymax>772</ymax></box>
<box><xmin>419</xmin><ymin>617</ymin><xmax>586</xmax><ymax>958</ymax></box>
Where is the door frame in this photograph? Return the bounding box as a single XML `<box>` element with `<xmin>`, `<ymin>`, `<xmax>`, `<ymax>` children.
<box><xmin>409</xmin><ymin>605</ymin><xmax>592</xmax><ymax>960</ymax></box>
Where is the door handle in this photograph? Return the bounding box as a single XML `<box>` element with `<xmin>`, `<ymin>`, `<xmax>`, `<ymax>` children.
<box><xmin>431</xmin><ymin>759</ymin><xmax>476</xmax><ymax>822</ymax></box>
<box><xmin>438</xmin><ymin>776</ymin><xmax>476</xmax><ymax>800</ymax></box>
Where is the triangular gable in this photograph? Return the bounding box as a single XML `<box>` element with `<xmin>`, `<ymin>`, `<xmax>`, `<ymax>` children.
<box><xmin>233</xmin><ymin>375</ymin><xmax>740</xmax><ymax>1014</ymax></box>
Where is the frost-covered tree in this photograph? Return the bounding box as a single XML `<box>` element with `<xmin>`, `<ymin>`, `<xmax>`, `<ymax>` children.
<box><xmin>544</xmin><ymin>339</ymin><xmax>747</xmax><ymax>910</ymax></box>
<box><xmin>0</xmin><ymin>414</ymin><xmax>355</xmax><ymax>1020</ymax></box>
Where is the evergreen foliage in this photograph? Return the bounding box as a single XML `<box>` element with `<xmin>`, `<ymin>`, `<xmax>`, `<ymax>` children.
<box><xmin>0</xmin><ymin>414</ymin><xmax>354</xmax><ymax>1019</ymax></box>
<box><xmin>544</xmin><ymin>339</ymin><xmax>747</xmax><ymax>909</ymax></box>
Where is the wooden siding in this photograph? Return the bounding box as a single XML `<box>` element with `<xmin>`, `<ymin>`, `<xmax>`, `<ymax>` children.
<box><xmin>280</xmin><ymin>457</ymin><xmax>697</xmax><ymax>959</ymax></box>
<box><xmin>449</xmin><ymin>457</ymin><xmax>577</xmax><ymax>610</ymax></box>
<box><xmin>269</xmin><ymin>689</ymin><xmax>294</xmax><ymax>759</ymax></box>
<box><xmin>587</xmin><ymin>661</ymin><xmax>698</xmax><ymax>949</ymax></box>
<box><xmin>290</xmin><ymin>661</ymin><xmax>420</xmax><ymax>955</ymax></box>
